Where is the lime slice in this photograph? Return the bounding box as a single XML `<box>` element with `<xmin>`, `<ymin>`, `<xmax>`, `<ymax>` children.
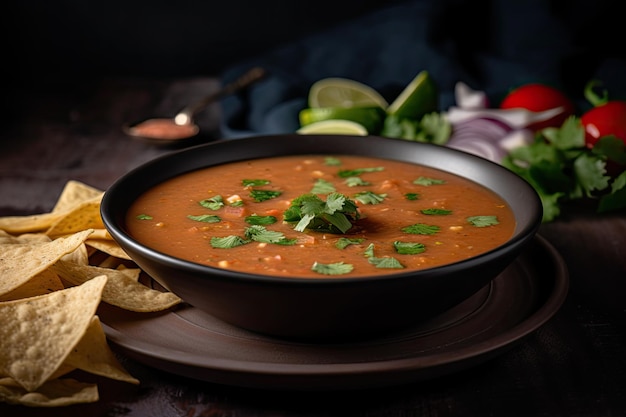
<box><xmin>308</xmin><ymin>78</ymin><xmax>389</xmax><ymax>109</ymax></box>
<box><xmin>299</xmin><ymin>107</ymin><xmax>385</xmax><ymax>133</ymax></box>
<box><xmin>296</xmin><ymin>120</ymin><xmax>368</xmax><ymax>135</ymax></box>
<box><xmin>387</xmin><ymin>70</ymin><xmax>438</xmax><ymax>119</ymax></box>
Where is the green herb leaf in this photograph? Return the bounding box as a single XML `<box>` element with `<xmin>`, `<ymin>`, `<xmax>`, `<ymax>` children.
<box><xmin>136</xmin><ymin>214</ymin><xmax>153</xmax><ymax>220</ymax></box>
<box><xmin>249</xmin><ymin>189</ymin><xmax>282</xmax><ymax>202</ymax></box>
<box><xmin>344</xmin><ymin>177</ymin><xmax>371</xmax><ymax>187</ymax></box>
<box><xmin>242</xmin><ymin>179</ymin><xmax>270</xmax><ymax>187</ymax></box>
<box><xmin>336</xmin><ymin>237</ymin><xmax>365</xmax><ymax>249</ymax></box>
<box><xmin>311</xmin><ymin>261</ymin><xmax>354</xmax><ymax>275</ymax></box>
<box><xmin>199</xmin><ymin>195</ymin><xmax>224</xmax><ymax>210</ymax></box>
<box><xmin>245</xmin><ymin>215</ymin><xmax>277</xmax><ymax>225</ymax></box>
<box><xmin>413</xmin><ymin>177</ymin><xmax>446</xmax><ymax>186</ymax></box>
<box><xmin>381</xmin><ymin>113</ymin><xmax>451</xmax><ymax>144</ymax></box>
<box><xmin>598</xmin><ymin>171</ymin><xmax>626</xmax><ymax>212</ymax></box>
<box><xmin>210</xmin><ymin>235</ymin><xmax>249</xmax><ymax>248</ymax></box>
<box><xmin>574</xmin><ymin>153</ymin><xmax>610</xmax><ymax>197</ymax></box>
<box><xmin>421</xmin><ymin>208</ymin><xmax>452</xmax><ymax>215</ymax></box>
<box><xmin>402</xmin><ymin>223</ymin><xmax>440</xmax><ymax>235</ymax></box>
<box><xmin>541</xmin><ymin>116</ymin><xmax>585</xmax><ymax>149</ymax></box>
<box><xmin>187</xmin><ymin>214</ymin><xmax>221</xmax><ymax>223</ymax></box>
<box><xmin>404</xmin><ymin>193</ymin><xmax>420</xmax><ymax>200</ymax></box>
<box><xmin>466</xmin><ymin>215</ymin><xmax>499</xmax><ymax>227</ymax></box>
<box><xmin>368</xmin><ymin>256</ymin><xmax>405</xmax><ymax>269</ymax></box>
<box><xmin>393</xmin><ymin>241</ymin><xmax>426</xmax><ymax>254</ymax></box>
<box><xmin>592</xmin><ymin>136</ymin><xmax>626</xmax><ymax>165</ymax></box>
<box><xmin>311</xmin><ymin>178</ymin><xmax>336</xmax><ymax>194</ymax></box>
<box><xmin>324</xmin><ymin>157</ymin><xmax>342</xmax><ymax>166</ymax></box>
<box><xmin>337</xmin><ymin>167</ymin><xmax>384</xmax><ymax>178</ymax></box>
<box><xmin>244</xmin><ymin>225</ymin><xmax>296</xmax><ymax>245</ymax></box>
<box><xmin>354</xmin><ymin>191</ymin><xmax>387</xmax><ymax>205</ymax></box>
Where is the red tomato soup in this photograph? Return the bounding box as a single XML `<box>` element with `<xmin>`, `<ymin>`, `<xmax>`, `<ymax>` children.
<box><xmin>126</xmin><ymin>155</ymin><xmax>516</xmax><ymax>278</ymax></box>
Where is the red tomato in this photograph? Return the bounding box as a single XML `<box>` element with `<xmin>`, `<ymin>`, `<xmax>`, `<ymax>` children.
<box><xmin>500</xmin><ymin>83</ymin><xmax>575</xmax><ymax>131</ymax></box>
<box><xmin>580</xmin><ymin>101</ymin><xmax>626</xmax><ymax>148</ymax></box>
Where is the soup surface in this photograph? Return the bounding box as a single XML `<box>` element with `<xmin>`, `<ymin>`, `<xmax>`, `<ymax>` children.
<box><xmin>126</xmin><ymin>155</ymin><xmax>516</xmax><ymax>278</ymax></box>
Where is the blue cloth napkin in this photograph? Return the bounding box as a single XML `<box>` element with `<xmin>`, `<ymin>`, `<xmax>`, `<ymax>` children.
<box><xmin>219</xmin><ymin>0</ymin><xmax>626</xmax><ymax>139</ymax></box>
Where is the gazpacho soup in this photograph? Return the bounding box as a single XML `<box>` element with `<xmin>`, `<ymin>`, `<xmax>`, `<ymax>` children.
<box><xmin>126</xmin><ymin>155</ymin><xmax>516</xmax><ymax>278</ymax></box>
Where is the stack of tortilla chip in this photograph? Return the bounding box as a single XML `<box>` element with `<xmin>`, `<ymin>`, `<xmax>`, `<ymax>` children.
<box><xmin>0</xmin><ymin>181</ymin><xmax>182</xmax><ymax>407</ymax></box>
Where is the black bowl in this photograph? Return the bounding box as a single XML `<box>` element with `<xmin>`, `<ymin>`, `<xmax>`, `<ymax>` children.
<box><xmin>101</xmin><ymin>134</ymin><xmax>542</xmax><ymax>341</ymax></box>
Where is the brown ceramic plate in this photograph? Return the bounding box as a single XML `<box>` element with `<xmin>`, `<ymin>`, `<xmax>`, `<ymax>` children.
<box><xmin>98</xmin><ymin>235</ymin><xmax>568</xmax><ymax>390</ymax></box>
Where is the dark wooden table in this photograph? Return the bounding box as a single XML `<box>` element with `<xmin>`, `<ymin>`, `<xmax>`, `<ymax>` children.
<box><xmin>1</xmin><ymin>77</ymin><xmax>625</xmax><ymax>417</ymax></box>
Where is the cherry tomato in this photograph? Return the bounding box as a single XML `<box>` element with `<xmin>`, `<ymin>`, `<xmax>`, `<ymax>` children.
<box><xmin>580</xmin><ymin>101</ymin><xmax>626</xmax><ymax>148</ymax></box>
<box><xmin>500</xmin><ymin>83</ymin><xmax>575</xmax><ymax>131</ymax></box>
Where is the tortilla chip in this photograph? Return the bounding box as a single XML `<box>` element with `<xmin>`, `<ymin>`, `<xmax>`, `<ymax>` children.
<box><xmin>0</xmin><ymin>275</ymin><xmax>107</xmax><ymax>391</ymax></box>
<box><xmin>46</xmin><ymin>197</ymin><xmax>104</xmax><ymax>238</ymax></box>
<box><xmin>0</xmin><ymin>229</ymin><xmax>93</xmax><ymax>296</ymax></box>
<box><xmin>0</xmin><ymin>269</ymin><xmax>64</xmax><ymax>302</ymax></box>
<box><xmin>52</xmin><ymin>260</ymin><xmax>181</xmax><ymax>312</ymax></box>
<box><xmin>0</xmin><ymin>213</ymin><xmax>63</xmax><ymax>234</ymax></box>
<box><xmin>86</xmin><ymin>239</ymin><xmax>131</xmax><ymax>260</ymax></box>
<box><xmin>62</xmin><ymin>316</ymin><xmax>139</xmax><ymax>385</ymax></box>
<box><xmin>52</xmin><ymin>180</ymin><xmax>104</xmax><ymax>214</ymax></box>
<box><xmin>87</xmin><ymin>229</ymin><xmax>114</xmax><ymax>240</ymax></box>
<box><xmin>0</xmin><ymin>231</ymin><xmax>51</xmax><ymax>245</ymax></box>
<box><xmin>0</xmin><ymin>181</ymin><xmax>103</xmax><ymax>235</ymax></box>
<box><xmin>0</xmin><ymin>377</ymin><xmax>99</xmax><ymax>407</ymax></box>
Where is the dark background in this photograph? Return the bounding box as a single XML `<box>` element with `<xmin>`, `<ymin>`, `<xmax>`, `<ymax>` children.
<box><xmin>4</xmin><ymin>0</ymin><xmax>626</xmax><ymax>128</ymax></box>
<box><xmin>6</xmin><ymin>1</ymin><xmax>625</xmax><ymax>85</ymax></box>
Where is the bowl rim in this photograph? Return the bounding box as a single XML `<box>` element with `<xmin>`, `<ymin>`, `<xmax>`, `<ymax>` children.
<box><xmin>101</xmin><ymin>134</ymin><xmax>542</xmax><ymax>285</ymax></box>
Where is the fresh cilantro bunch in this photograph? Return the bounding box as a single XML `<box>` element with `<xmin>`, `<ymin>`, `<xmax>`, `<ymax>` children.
<box><xmin>283</xmin><ymin>193</ymin><xmax>360</xmax><ymax>234</ymax></box>
<box><xmin>502</xmin><ymin>116</ymin><xmax>626</xmax><ymax>222</ymax></box>
<box><xmin>381</xmin><ymin>113</ymin><xmax>451</xmax><ymax>144</ymax></box>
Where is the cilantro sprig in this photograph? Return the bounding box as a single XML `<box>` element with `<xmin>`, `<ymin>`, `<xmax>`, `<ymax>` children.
<box><xmin>502</xmin><ymin>116</ymin><xmax>626</xmax><ymax>221</ymax></box>
<box><xmin>283</xmin><ymin>193</ymin><xmax>360</xmax><ymax>234</ymax></box>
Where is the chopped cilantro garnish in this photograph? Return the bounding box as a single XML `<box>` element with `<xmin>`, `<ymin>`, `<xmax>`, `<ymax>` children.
<box><xmin>210</xmin><ymin>235</ymin><xmax>249</xmax><ymax>248</ymax></box>
<box><xmin>354</xmin><ymin>191</ymin><xmax>387</xmax><ymax>205</ymax></box>
<box><xmin>245</xmin><ymin>215</ymin><xmax>277</xmax><ymax>225</ymax></box>
<box><xmin>402</xmin><ymin>223</ymin><xmax>440</xmax><ymax>235</ymax></box>
<box><xmin>421</xmin><ymin>208</ymin><xmax>452</xmax><ymax>215</ymax></box>
<box><xmin>229</xmin><ymin>200</ymin><xmax>244</xmax><ymax>207</ymax></box>
<box><xmin>344</xmin><ymin>177</ymin><xmax>371</xmax><ymax>187</ymax></box>
<box><xmin>324</xmin><ymin>157</ymin><xmax>342</xmax><ymax>166</ymax></box>
<box><xmin>466</xmin><ymin>215</ymin><xmax>499</xmax><ymax>227</ymax></box>
<box><xmin>311</xmin><ymin>261</ymin><xmax>354</xmax><ymax>275</ymax></box>
<box><xmin>336</xmin><ymin>237</ymin><xmax>365</xmax><ymax>249</ymax></box>
<box><xmin>283</xmin><ymin>193</ymin><xmax>360</xmax><ymax>234</ymax></box>
<box><xmin>242</xmin><ymin>179</ymin><xmax>270</xmax><ymax>187</ymax></box>
<box><xmin>337</xmin><ymin>166</ymin><xmax>384</xmax><ymax>178</ymax></box>
<box><xmin>311</xmin><ymin>178</ymin><xmax>336</xmax><ymax>194</ymax></box>
<box><xmin>187</xmin><ymin>214</ymin><xmax>221</xmax><ymax>223</ymax></box>
<box><xmin>368</xmin><ymin>256</ymin><xmax>405</xmax><ymax>269</ymax></box>
<box><xmin>244</xmin><ymin>225</ymin><xmax>296</xmax><ymax>245</ymax></box>
<box><xmin>393</xmin><ymin>241</ymin><xmax>426</xmax><ymax>254</ymax></box>
<box><xmin>363</xmin><ymin>244</ymin><xmax>404</xmax><ymax>268</ymax></box>
<box><xmin>199</xmin><ymin>195</ymin><xmax>224</xmax><ymax>210</ymax></box>
<box><xmin>413</xmin><ymin>177</ymin><xmax>446</xmax><ymax>186</ymax></box>
<box><xmin>136</xmin><ymin>214</ymin><xmax>153</xmax><ymax>220</ymax></box>
<box><xmin>404</xmin><ymin>193</ymin><xmax>420</xmax><ymax>200</ymax></box>
<box><xmin>249</xmin><ymin>189</ymin><xmax>282</xmax><ymax>202</ymax></box>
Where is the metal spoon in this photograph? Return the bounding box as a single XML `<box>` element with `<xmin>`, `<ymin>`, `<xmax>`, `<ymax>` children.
<box><xmin>124</xmin><ymin>66</ymin><xmax>266</xmax><ymax>144</ymax></box>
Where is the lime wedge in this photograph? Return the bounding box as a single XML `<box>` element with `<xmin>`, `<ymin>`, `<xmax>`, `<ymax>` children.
<box><xmin>386</xmin><ymin>71</ymin><xmax>438</xmax><ymax>119</ymax></box>
<box><xmin>308</xmin><ymin>78</ymin><xmax>389</xmax><ymax>109</ymax></box>
<box><xmin>299</xmin><ymin>107</ymin><xmax>385</xmax><ymax>133</ymax></box>
<box><xmin>296</xmin><ymin>120</ymin><xmax>368</xmax><ymax>135</ymax></box>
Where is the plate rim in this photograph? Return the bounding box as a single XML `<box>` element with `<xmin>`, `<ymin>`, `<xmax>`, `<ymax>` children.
<box><xmin>101</xmin><ymin>234</ymin><xmax>568</xmax><ymax>389</ymax></box>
